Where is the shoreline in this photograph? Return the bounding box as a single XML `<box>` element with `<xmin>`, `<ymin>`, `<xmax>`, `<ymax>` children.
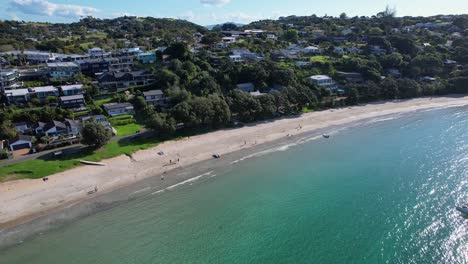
<box><xmin>1</xmin><ymin>95</ymin><xmax>468</xmax><ymax>248</ymax></box>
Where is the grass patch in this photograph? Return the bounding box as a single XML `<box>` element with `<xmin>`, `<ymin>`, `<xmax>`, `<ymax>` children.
<box><xmin>302</xmin><ymin>107</ymin><xmax>314</xmax><ymax>113</ymax></box>
<box><xmin>0</xmin><ymin>137</ymin><xmax>160</xmax><ymax>181</ymax></box>
<box><xmin>309</xmin><ymin>55</ymin><xmax>331</xmax><ymax>63</ymax></box>
<box><xmin>95</xmin><ymin>97</ymin><xmax>113</xmax><ymax>106</ymax></box>
<box><xmin>114</xmin><ymin>123</ymin><xmax>142</xmax><ymax>136</ymax></box>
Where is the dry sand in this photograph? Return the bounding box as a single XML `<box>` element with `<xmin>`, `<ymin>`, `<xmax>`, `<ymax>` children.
<box><xmin>1</xmin><ymin>96</ymin><xmax>467</xmax><ymax>229</ymax></box>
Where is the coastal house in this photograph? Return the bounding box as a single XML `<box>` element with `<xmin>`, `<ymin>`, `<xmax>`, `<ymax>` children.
<box><xmin>108</xmin><ymin>56</ymin><xmax>134</xmax><ymax>72</ymax></box>
<box><xmin>236</xmin><ymin>83</ymin><xmax>255</xmax><ymax>93</ymax></box>
<box><xmin>47</xmin><ymin>62</ymin><xmax>80</xmax><ymax>79</ymax></box>
<box><xmin>296</xmin><ymin>61</ymin><xmax>312</xmax><ymax>67</ymax></box>
<box><xmin>303</xmin><ymin>46</ymin><xmax>321</xmax><ymax>54</ymax></box>
<box><xmin>143</xmin><ymin>90</ymin><xmax>168</xmax><ymax>107</ymax></box>
<box><xmin>103</xmin><ymin>102</ymin><xmax>135</xmax><ymax>117</ymax></box>
<box><xmin>0</xmin><ymin>50</ymin><xmax>56</xmax><ymax>64</ymax></box>
<box><xmin>137</xmin><ymin>52</ymin><xmax>157</xmax><ymax>64</ymax></box>
<box><xmin>231</xmin><ymin>48</ymin><xmax>264</xmax><ymax>62</ymax></box>
<box><xmin>8</xmin><ymin>135</ymin><xmax>33</xmax><ymax>151</ymax></box>
<box><xmin>5</xmin><ymin>88</ymin><xmax>30</xmax><ymax>104</ymax></box>
<box><xmin>64</xmin><ymin>119</ymin><xmax>80</xmax><ymax>136</ymax></box>
<box><xmin>60</xmin><ymin>94</ymin><xmax>86</xmax><ymax>110</ymax></box>
<box><xmin>336</xmin><ymin>71</ymin><xmax>363</xmax><ymax>83</ymax></box>
<box><xmin>267</xmin><ymin>34</ymin><xmax>278</xmax><ymax>40</ymax></box>
<box><xmin>333</xmin><ymin>47</ymin><xmax>348</xmax><ymax>55</ymax></box>
<box><xmin>80</xmin><ymin>115</ymin><xmax>111</xmax><ymax>128</ymax></box>
<box><xmin>308</xmin><ymin>75</ymin><xmax>338</xmax><ymax>91</ymax></box>
<box><xmin>77</xmin><ymin>59</ymin><xmax>111</xmax><ymax>76</ymax></box>
<box><xmin>97</xmin><ymin>70</ymin><xmax>155</xmax><ymax>92</ymax></box>
<box><xmin>311</xmin><ymin>30</ymin><xmax>325</xmax><ymax>37</ymax></box>
<box><xmin>88</xmin><ymin>48</ymin><xmax>106</xmax><ymax>58</ymax></box>
<box><xmin>369</xmin><ymin>45</ymin><xmax>387</xmax><ymax>56</ymax></box>
<box><xmin>0</xmin><ymin>69</ymin><xmax>21</xmax><ymax>91</ymax></box>
<box><xmin>229</xmin><ymin>55</ymin><xmax>244</xmax><ymax>63</ymax></box>
<box><xmin>61</xmin><ymin>84</ymin><xmax>84</xmax><ymax>96</ymax></box>
<box><xmin>30</xmin><ymin>86</ymin><xmax>59</xmax><ymax>101</ymax></box>
<box><xmin>40</xmin><ymin>121</ymin><xmax>69</xmax><ymax>138</ymax></box>
<box><xmin>12</xmin><ymin>122</ymin><xmax>30</xmax><ymax>133</ymax></box>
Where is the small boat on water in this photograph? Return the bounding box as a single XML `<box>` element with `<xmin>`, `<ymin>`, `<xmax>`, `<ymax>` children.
<box><xmin>212</xmin><ymin>154</ymin><xmax>221</xmax><ymax>159</ymax></box>
<box><xmin>80</xmin><ymin>160</ymin><xmax>106</xmax><ymax>166</ymax></box>
<box><xmin>456</xmin><ymin>204</ymin><xmax>468</xmax><ymax>214</ymax></box>
<box><xmin>323</xmin><ymin>134</ymin><xmax>330</xmax><ymax>139</ymax></box>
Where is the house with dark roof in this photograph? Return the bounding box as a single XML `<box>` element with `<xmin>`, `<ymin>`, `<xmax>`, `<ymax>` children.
<box><xmin>103</xmin><ymin>102</ymin><xmax>135</xmax><ymax>117</ymax></box>
<box><xmin>78</xmin><ymin>59</ymin><xmax>111</xmax><ymax>76</ymax></box>
<box><xmin>97</xmin><ymin>70</ymin><xmax>154</xmax><ymax>92</ymax></box>
<box><xmin>236</xmin><ymin>83</ymin><xmax>255</xmax><ymax>92</ymax></box>
<box><xmin>336</xmin><ymin>71</ymin><xmax>364</xmax><ymax>83</ymax></box>
<box><xmin>143</xmin><ymin>90</ymin><xmax>167</xmax><ymax>107</ymax></box>
<box><xmin>42</xmin><ymin>121</ymin><xmax>69</xmax><ymax>138</ymax></box>
<box><xmin>9</xmin><ymin>135</ymin><xmax>33</xmax><ymax>151</ymax></box>
<box><xmin>60</xmin><ymin>94</ymin><xmax>86</xmax><ymax>110</ymax></box>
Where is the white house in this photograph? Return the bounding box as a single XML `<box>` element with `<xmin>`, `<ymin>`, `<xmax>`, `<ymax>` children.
<box><xmin>308</xmin><ymin>75</ymin><xmax>338</xmax><ymax>91</ymax></box>
<box><xmin>47</xmin><ymin>62</ymin><xmax>80</xmax><ymax>79</ymax></box>
<box><xmin>103</xmin><ymin>103</ymin><xmax>135</xmax><ymax>117</ymax></box>
<box><xmin>5</xmin><ymin>88</ymin><xmax>30</xmax><ymax>104</ymax></box>
<box><xmin>303</xmin><ymin>46</ymin><xmax>321</xmax><ymax>54</ymax></box>
<box><xmin>61</xmin><ymin>84</ymin><xmax>84</xmax><ymax>96</ymax></box>
<box><xmin>230</xmin><ymin>54</ymin><xmax>244</xmax><ymax>62</ymax></box>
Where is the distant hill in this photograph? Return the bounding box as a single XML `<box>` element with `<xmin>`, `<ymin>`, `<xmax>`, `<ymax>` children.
<box><xmin>0</xmin><ymin>16</ymin><xmax>207</xmax><ymax>53</ymax></box>
<box><xmin>205</xmin><ymin>22</ymin><xmax>245</xmax><ymax>30</ymax></box>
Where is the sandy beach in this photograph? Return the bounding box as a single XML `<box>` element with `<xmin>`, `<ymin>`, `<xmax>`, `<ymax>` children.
<box><xmin>1</xmin><ymin>96</ymin><xmax>468</xmax><ymax>231</ymax></box>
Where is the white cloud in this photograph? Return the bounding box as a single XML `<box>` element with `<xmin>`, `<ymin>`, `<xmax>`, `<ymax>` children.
<box><xmin>9</xmin><ymin>0</ymin><xmax>98</xmax><ymax>19</ymax></box>
<box><xmin>200</xmin><ymin>0</ymin><xmax>231</xmax><ymax>7</ymax></box>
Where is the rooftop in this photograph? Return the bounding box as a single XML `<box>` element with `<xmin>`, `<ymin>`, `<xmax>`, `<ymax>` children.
<box><xmin>103</xmin><ymin>102</ymin><xmax>134</xmax><ymax>110</ymax></box>
<box><xmin>5</xmin><ymin>88</ymin><xmax>29</xmax><ymax>96</ymax></box>
<box><xmin>60</xmin><ymin>94</ymin><xmax>85</xmax><ymax>101</ymax></box>
<box><xmin>30</xmin><ymin>86</ymin><xmax>58</xmax><ymax>93</ymax></box>
<box><xmin>143</xmin><ymin>90</ymin><xmax>164</xmax><ymax>96</ymax></box>
<box><xmin>61</xmin><ymin>84</ymin><xmax>84</xmax><ymax>91</ymax></box>
<box><xmin>47</xmin><ymin>62</ymin><xmax>79</xmax><ymax>67</ymax></box>
<box><xmin>309</xmin><ymin>75</ymin><xmax>332</xmax><ymax>81</ymax></box>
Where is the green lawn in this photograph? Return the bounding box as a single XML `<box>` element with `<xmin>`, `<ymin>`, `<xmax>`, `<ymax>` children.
<box><xmin>0</xmin><ymin>137</ymin><xmax>160</xmax><ymax>181</ymax></box>
<box><xmin>95</xmin><ymin>97</ymin><xmax>113</xmax><ymax>106</ymax></box>
<box><xmin>309</xmin><ymin>55</ymin><xmax>332</xmax><ymax>63</ymax></box>
<box><xmin>114</xmin><ymin>123</ymin><xmax>142</xmax><ymax>136</ymax></box>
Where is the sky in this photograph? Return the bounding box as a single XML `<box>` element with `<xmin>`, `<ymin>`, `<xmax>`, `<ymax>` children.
<box><xmin>1</xmin><ymin>0</ymin><xmax>467</xmax><ymax>25</ymax></box>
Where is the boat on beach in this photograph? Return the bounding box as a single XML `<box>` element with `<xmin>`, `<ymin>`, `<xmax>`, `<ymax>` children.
<box><xmin>80</xmin><ymin>160</ymin><xmax>106</xmax><ymax>166</ymax></box>
<box><xmin>456</xmin><ymin>204</ymin><xmax>468</xmax><ymax>214</ymax></box>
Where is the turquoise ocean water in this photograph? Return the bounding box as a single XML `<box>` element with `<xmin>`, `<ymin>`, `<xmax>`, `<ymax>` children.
<box><xmin>1</xmin><ymin>106</ymin><xmax>467</xmax><ymax>264</ymax></box>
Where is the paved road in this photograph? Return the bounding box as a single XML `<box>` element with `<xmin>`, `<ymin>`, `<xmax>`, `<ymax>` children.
<box><xmin>0</xmin><ymin>130</ymin><xmax>155</xmax><ymax>167</ymax></box>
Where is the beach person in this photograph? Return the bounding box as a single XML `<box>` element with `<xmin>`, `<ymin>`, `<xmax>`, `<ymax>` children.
<box><xmin>94</xmin><ymin>186</ymin><xmax>98</xmax><ymax>192</ymax></box>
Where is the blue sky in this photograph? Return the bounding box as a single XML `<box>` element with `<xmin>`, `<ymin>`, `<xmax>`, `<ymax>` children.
<box><xmin>1</xmin><ymin>0</ymin><xmax>467</xmax><ymax>25</ymax></box>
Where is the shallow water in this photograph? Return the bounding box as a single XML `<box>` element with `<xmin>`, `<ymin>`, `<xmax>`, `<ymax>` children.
<box><xmin>1</xmin><ymin>106</ymin><xmax>467</xmax><ymax>264</ymax></box>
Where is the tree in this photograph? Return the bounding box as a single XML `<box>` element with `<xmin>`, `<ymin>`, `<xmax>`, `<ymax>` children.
<box><xmin>283</xmin><ymin>29</ymin><xmax>299</xmax><ymax>43</ymax></box>
<box><xmin>165</xmin><ymin>42</ymin><xmax>190</xmax><ymax>60</ymax></box>
<box><xmin>201</xmin><ymin>32</ymin><xmax>221</xmax><ymax>46</ymax></box>
<box><xmin>346</xmin><ymin>88</ymin><xmax>359</xmax><ymax>105</ymax></box>
<box><xmin>0</xmin><ymin>120</ymin><xmax>16</xmax><ymax>140</ymax></box>
<box><xmin>81</xmin><ymin>120</ymin><xmax>112</xmax><ymax>148</ymax></box>
<box><xmin>146</xmin><ymin>112</ymin><xmax>176</xmax><ymax>136</ymax></box>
